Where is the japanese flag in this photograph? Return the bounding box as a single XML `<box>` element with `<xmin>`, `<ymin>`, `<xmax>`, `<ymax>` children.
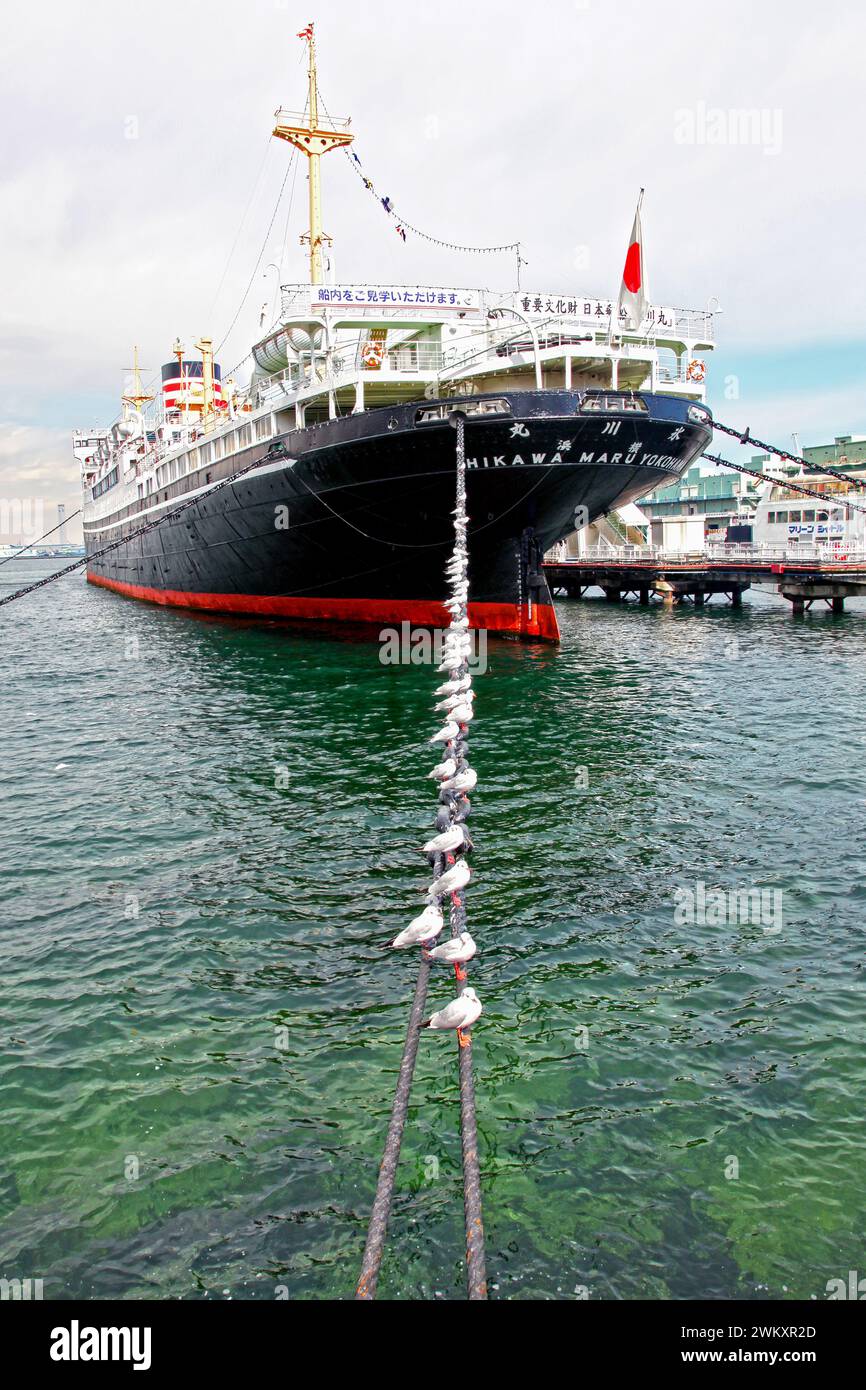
<box><xmin>616</xmin><ymin>191</ymin><xmax>647</xmax><ymax>331</ymax></box>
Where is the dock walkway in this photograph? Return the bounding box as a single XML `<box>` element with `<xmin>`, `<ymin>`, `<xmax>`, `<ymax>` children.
<box><xmin>544</xmin><ymin>545</ymin><xmax>866</xmax><ymax>614</ymax></box>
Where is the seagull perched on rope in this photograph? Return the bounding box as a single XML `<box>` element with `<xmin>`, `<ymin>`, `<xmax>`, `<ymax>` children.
<box><xmin>435</xmin><ymin>676</ymin><xmax>471</xmax><ymax>696</ymax></box>
<box><xmin>429</xmin><ymin>858</ymin><xmax>470</xmax><ymax>898</ymax></box>
<box><xmin>421</xmin><ymin>824</ymin><xmax>467</xmax><ymax>855</ymax></box>
<box><xmin>435</xmin><ymin>690</ymin><xmax>475</xmax><ymax>714</ymax></box>
<box><xmin>421</xmin><ymin>986</ymin><xmax>482</xmax><ymax>1047</ymax></box>
<box><xmin>423</xmin><ymin>931</ymin><xmax>477</xmax><ymax>981</ymax></box>
<box><xmin>390</xmin><ymin>903</ymin><xmax>444</xmax><ymax>949</ymax></box>
<box><xmin>448</xmin><ymin>701</ymin><xmax>474</xmax><ymax>724</ymax></box>
<box><xmin>429</xmin><ymin>757</ymin><xmax>458</xmax><ymax>781</ymax></box>
<box><xmin>431</xmin><ymin>720</ymin><xmax>459</xmax><ymax>745</ymax></box>
<box><xmin>440</xmin><ymin>767</ymin><xmax>477</xmax><ymax>794</ymax></box>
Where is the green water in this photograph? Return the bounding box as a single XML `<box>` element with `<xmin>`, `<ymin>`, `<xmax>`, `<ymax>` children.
<box><xmin>2</xmin><ymin>560</ymin><xmax>865</xmax><ymax>1300</ymax></box>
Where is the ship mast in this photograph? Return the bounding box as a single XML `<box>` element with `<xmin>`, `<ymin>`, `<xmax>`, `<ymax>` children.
<box><xmin>122</xmin><ymin>345</ymin><xmax>154</xmax><ymax>417</ymax></box>
<box><xmin>273</xmin><ymin>23</ymin><xmax>354</xmax><ymax>285</ymax></box>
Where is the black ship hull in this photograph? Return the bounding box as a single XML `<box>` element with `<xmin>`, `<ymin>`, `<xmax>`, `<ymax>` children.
<box><xmin>84</xmin><ymin>389</ymin><xmax>711</xmax><ymax>641</ymax></box>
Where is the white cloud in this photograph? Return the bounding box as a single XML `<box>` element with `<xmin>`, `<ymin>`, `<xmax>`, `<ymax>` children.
<box><xmin>0</xmin><ymin>423</ymin><xmax>82</xmax><ymax>541</ymax></box>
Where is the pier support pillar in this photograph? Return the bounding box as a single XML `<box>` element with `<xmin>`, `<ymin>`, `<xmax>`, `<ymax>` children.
<box><xmin>731</xmin><ymin>589</ymin><xmax>743</xmax><ymax>608</ymax></box>
<box><xmin>780</xmin><ymin>581</ymin><xmax>865</xmax><ymax>615</ymax></box>
<box><xmin>694</xmin><ymin>590</ymin><xmax>705</xmax><ymax>608</ymax></box>
<box><xmin>639</xmin><ymin>589</ymin><xmax>650</xmax><ymax>606</ymax></box>
<box><xmin>604</xmin><ymin>588</ymin><xmax>621</xmax><ymax>603</ymax></box>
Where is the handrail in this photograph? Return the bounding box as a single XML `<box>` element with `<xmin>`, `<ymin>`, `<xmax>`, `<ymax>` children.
<box><xmin>546</xmin><ymin>542</ymin><xmax>866</xmax><ymax>565</ymax></box>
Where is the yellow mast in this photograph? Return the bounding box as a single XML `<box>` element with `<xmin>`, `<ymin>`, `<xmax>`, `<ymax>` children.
<box><xmin>122</xmin><ymin>345</ymin><xmax>154</xmax><ymax>415</ymax></box>
<box><xmin>272</xmin><ymin>23</ymin><xmax>354</xmax><ymax>285</ymax></box>
<box><xmin>172</xmin><ymin>338</ymin><xmax>187</xmax><ymax>417</ymax></box>
<box><xmin>195</xmin><ymin>337</ymin><xmax>216</xmax><ymax>430</ymax></box>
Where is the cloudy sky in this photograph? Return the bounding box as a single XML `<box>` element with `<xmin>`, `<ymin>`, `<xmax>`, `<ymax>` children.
<box><xmin>1</xmin><ymin>0</ymin><xmax>864</xmax><ymax>540</ymax></box>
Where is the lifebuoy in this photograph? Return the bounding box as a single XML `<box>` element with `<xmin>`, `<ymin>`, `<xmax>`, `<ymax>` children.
<box><xmin>686</xmin><ymin>358</ymin><xmax>706</xmax><ymax>383</ymax></box>
<box><xmin>361</xmin><ymin>340</ymin><xmax>385</xmax><ymax>368</ymax></box>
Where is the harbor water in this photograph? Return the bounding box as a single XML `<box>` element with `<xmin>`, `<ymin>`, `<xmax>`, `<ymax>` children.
<box><xmin>2</xmin><ymin>560</ymin><xmax>865</xmax><ymax>1300</ymax></box>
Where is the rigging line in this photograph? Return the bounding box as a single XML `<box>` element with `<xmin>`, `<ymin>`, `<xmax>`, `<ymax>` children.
<box><xmin>289</xmin><ymin>468</ymin><xmax>454</xmax><ymax>548</ymax></box>
<box><xmin>95</xmin><ymin>145</ymin><xmax>280</xmax><ymax>438</ymax></box>
<box><xmin>206</xmin><ymin>136</ymin><xmax>274</xmax><ymax>321</ymax></box>
<box><xmin>316</xmin><ymin>83</ymin><xmax>518</xmax><ymax>255</ymax></box>
<box><xmin>434</xmin><ymin>315</ymin><xmax>567</xmax><ymax>381</ymax></box>
<box><xmin>278</xmin><ymin>128</ymin><xmax>302</xmax><ymax>285</ymax></box>
<box><xmin>290</xmin><ymin>447</ymin><xmax>558</xmax><ymax>548</ymax></box>
<box><xmin>0</xmin><ymin>443</ymin><xmax>287</xmax><ymax>610</ymax></box>
<box><xmin>0</xmin><ymin>509</ymin><xmax>82</xmax><ymax>569</ymax></box>
<box><xmin>215</xmin><ymin>150</ymin><xmax>298</xmax><ymax>357</ymax></box>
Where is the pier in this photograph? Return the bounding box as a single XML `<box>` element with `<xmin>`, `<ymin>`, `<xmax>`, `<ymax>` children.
<box><xmin>545</xmin><ymin>545</ymin><xmax>866</xmax><ymax>614</ymax></box>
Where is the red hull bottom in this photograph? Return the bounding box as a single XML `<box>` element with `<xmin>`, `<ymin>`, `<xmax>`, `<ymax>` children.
<box><xmin>87</xmin><ymin>572</ymin><xmax>561</xmax><ymax>642</ymax></box>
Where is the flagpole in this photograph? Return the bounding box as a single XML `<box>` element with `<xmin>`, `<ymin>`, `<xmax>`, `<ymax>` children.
<box><xmin>611</xmin><ymin>188</ymin><xmax>647</xmax><ymax>348</ymax></box>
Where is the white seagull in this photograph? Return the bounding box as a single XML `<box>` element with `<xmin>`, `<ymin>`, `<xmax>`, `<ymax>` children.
<box><xmin>430</xmin><ymin>859</ymin><xmax>471</xmax><ymax>897</ymax></box>
<box><xmin>435</xmin><ymin>691</ymin><xmax>475</xmax><ymax>713</ymax></box>
<box><xmin>423</xmin><ymin>931</ymin><xmax>477</xmax><ymax>980</ymax></box>
<box><xmin>440</xmin><ymin>767</ymin><xmax>478</xmax><ymax>794</ymax></box>
<box><xmin>448</xmin><ymin>702</ymin><xmax>474</xmax><ymax>724</ymax></box>
<box><xmin>429</xmin><ymin>757</ymin><xmax>458</xmax><ymax>781</ymax></box>
<box><xmin>430</xmin><ymin>721</ymin><xmax>459</xmax><ymax>745</ymax></box>
<box><xmin>435</xmin><ymin>677</ymin><xmax>471</xmax><ymax>696</ymax></box>
<box><xmin>390</xmin><ymin>903</ymin><xmax>444</xmax><ymax>949</ymax></box>
<box><xmin>422</xmin><ymin>986</ymin><xmax>482</xmax><ymax>1046</ymax></box>
<box><xmin>421</xmin><ymin>824</ymin><xmax>467</xmax><ymax>855</ymax></box>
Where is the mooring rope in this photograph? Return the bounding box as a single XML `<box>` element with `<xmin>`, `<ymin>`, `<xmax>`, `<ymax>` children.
<box><xmin>705</xmin><ymin>451</ymin><xmax>866</xmax><ymax>516</ymax></box>
<box><xmin>0</xmin><ymin>508</ymin><xmax>83</xmax><ymax>570</ymax></box>
<box><xmin>355</xmin><ymin>410</ymin><xmax>486</xmax><ymax>1301</ymax></box>
<box><xmin>714</xmin><ymin>422</ymin><xmax>866</xmax><ymax>494</ymax></box>
<box><xmin>354</xmin><ymin>956</ymin><xmax>433</xmax><ymax>1300</ymax></box>
<box><xmin>0</xmin><ymin>443</ymin><xmax>290</xmax><ymax>609</ymax></box>
<box><xmin>447</xmin><ymin>413</ymin><xmax>487</xmax><ymax>1299</ymax></box>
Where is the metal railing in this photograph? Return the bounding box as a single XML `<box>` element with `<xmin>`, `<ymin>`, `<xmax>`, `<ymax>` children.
<box><xmin>546</xmin><ymin>542</ymin><xmax>866</xmax><ymax>565</ymax></box>
<box><xmin>383</xmin><ymin>344</ymin><xmax>443</xmax><ymax>372</ymax></box>
<box><xmin>273</xmin><ymin>108</ymin><xmax>352</xmax><ymax>133</ymax></box>
<box><xmin>705</xmin><ymin>541</ymin><xmax>866</xmax><ymax>563</ymax></box>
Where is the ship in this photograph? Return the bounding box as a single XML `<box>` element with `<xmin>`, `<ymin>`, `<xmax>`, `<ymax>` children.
<box><xmin>76</xmin><ymin>26</ymin><xmax>716</xmax><ymax>642</ymax></box>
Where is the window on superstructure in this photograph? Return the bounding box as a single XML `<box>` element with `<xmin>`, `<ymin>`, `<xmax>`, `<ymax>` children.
<box><xmin>238</xmin><ymin>424</ymin><xmax>252</xmax><ymax>448</ymax></box>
